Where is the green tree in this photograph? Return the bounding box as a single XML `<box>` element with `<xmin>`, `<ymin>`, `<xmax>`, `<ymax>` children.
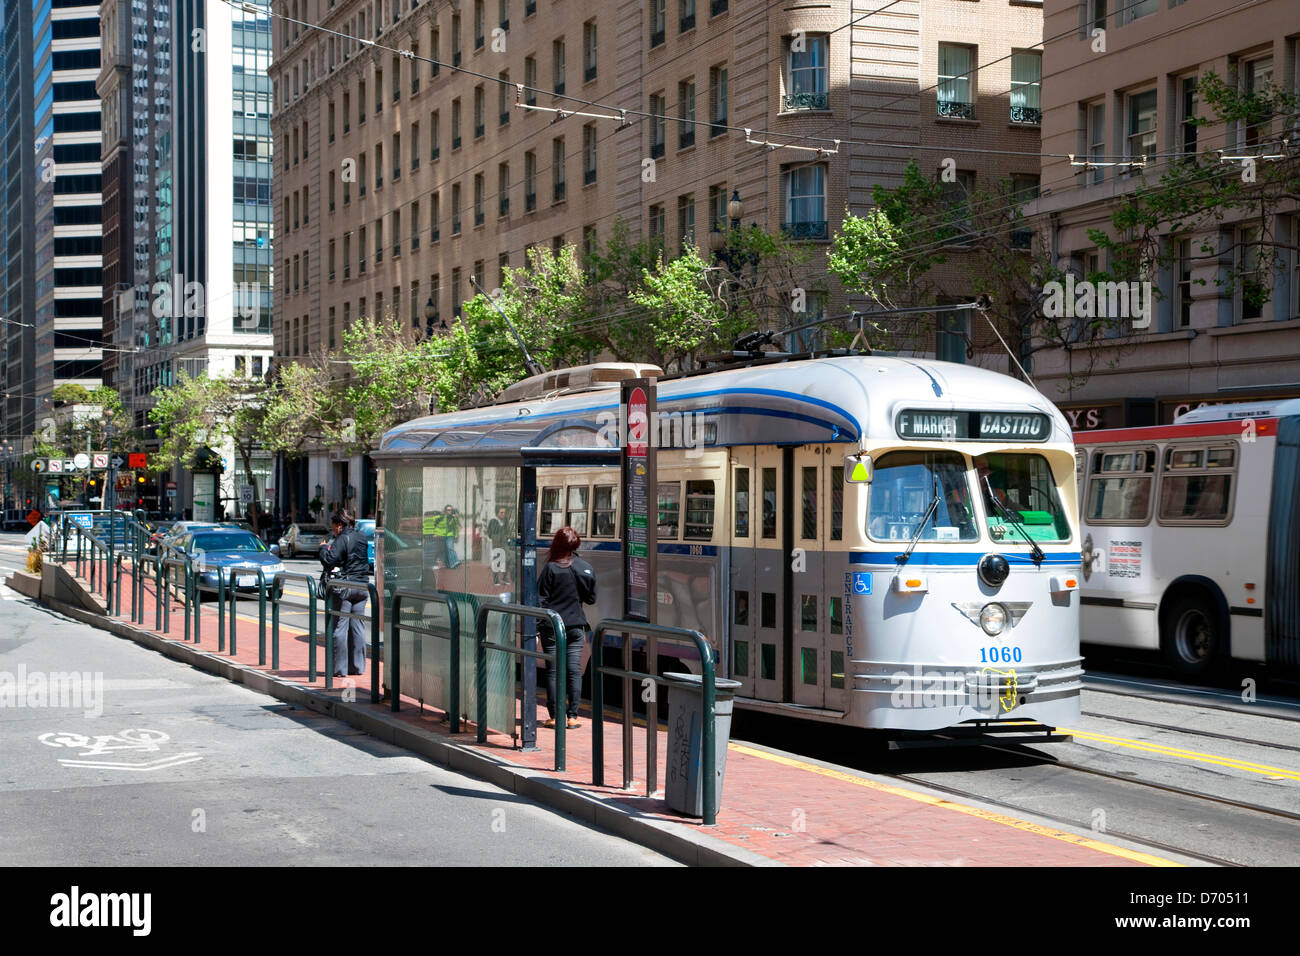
<box><xmin>259</xmin><ymin>355</ymin><xmax>341</xmax><ymax>524</ymax></box>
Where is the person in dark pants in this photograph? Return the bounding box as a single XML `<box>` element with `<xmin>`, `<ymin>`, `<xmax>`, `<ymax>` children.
<box><xmin>536</xmin><ymin>526</ymin><xmax>597</xmax><ymax>729</ymax></box>
<box><xmin>319</xmin><ymin>509</ymin><xmax>370</xmax><ymax>678</ymax></box>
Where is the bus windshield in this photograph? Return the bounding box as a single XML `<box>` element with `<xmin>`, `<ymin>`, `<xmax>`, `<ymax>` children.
<box><xmin>973</xmin><ymin>453</ymin><xmax>1070</xmax><ymax>542</ymax></box>
<box><xmin>867</xmin><ymin>451</ymin><xmax>978</xmax><ymax>542</ymax></box>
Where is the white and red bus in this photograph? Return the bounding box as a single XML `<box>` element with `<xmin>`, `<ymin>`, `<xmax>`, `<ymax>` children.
<box><xmin>1074</xmin><ymin>399</ymin><xmax>1300</xmax><ymax>680</ymax></box>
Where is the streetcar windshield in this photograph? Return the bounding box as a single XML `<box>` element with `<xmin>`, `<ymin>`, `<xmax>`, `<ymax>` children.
<box><xmin>867</xmin><ymin>451</ymin><xmax>978</xmax><ymax>542</ymax></box>
<box><xmin>973</xmin><ymin>453</ymin><xmax>1071</xmax><ymax>542</ymax></box>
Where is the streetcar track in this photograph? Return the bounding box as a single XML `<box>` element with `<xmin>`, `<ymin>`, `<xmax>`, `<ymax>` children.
<box><xmin>889</xmin><ymin>772</ymin><xmax>1240</xmax><ymax>867</ymax></box>
<box><xmin>1084</xmin><ymin>681</ymin><xmax>1300</xmax><ymax>722</ymax></box>
<box><xmin>1079</xmin><ymin>710</ymin><xmax>1300</xmax><ymax>755</ymax></box>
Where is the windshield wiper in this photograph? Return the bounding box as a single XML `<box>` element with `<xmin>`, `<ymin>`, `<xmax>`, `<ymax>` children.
<box><xmin>983</xmin><ymin>475</ymin><xmax>1044</xmax><ymax>565</ymax></box>
<box><xmin>897</xmin><ymin>476</ymin><xmax>940</xmax><ymax>566</ymax></box>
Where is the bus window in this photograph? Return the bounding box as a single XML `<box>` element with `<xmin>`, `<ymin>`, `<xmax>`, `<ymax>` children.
<box><xmin>975</xmin><ymin>453</ymin><xmax>1071</xmax><ymax>541</ymax></box>
<box><xmin>1086</xmin><ymin>447</ymin><xmax>1154</xmax><ymax>524</ymax></box>
<box><xmin>657</xmin><ymin>481</ymin><xmax>681</xmax><ymax>539</ymax></box>
<box><xmin>761</xmin><ymin>468</ymin><xmax>777</xmax><ymax>539</ymax></box>
<box><xmin>734</xmin><ymin>467</ymin><xmax>750</xmax><ymax>538</ymax></box>
<box><xmin>801</xmin><ymin>467</ymin><xmax>818</xmax><ymax>539</ymax></box>
<box><xmin>684</xmin><ymin>480</ymin><xmax>715</xmax><ymax>540</ymax></box>
<box><xmin>1159</xmin><ymin>445</ymin><xmax>1234</xmax><ymax>523</ymax></box>
<box><xmin>540</xmin><ymin>486</ymin><xmax>563</xmax><ymax>536</ymax></box>
<box><xmin>592</xmin><ymin>484</ymin><xmax>616</xmax><ymax>537</ymax></box>
<box><xmin>830</xmin><ymin>466</ymin><xmax>844</xmax><ymax>541</ymax></box>
<box><xmin>867</xmin><ymin>451</ymin><xmax>977</xmax><ymax>542</ymax></box>
<box><xmin>566</xmin><ymin>485</ymin><xmax>589</xmax><ymax>535</ymax></box>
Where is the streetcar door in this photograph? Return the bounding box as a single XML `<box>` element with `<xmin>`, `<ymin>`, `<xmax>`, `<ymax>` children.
<box><xmin>728</xmin><ymin>452</ymin><xmax>756</xmax><ymax>697</ymax></box>
<box><xmin>792</xmin><ymin>446</ymin><xmax>826</xmax><ymax>708</ymax></box>
<box><xmin>754</xmin><ymin>447</ymin><xmax>785</xmax><ymax>700</ymax></box>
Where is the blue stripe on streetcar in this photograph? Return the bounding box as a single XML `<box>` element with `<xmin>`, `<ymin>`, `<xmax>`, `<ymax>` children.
<box><xmin>531</xmin><ymin>540</ymin><xmax>719</xmax><ymax>556</ymax></box>
<box><xmin>849</xmin><ymin>551</ymin><xmax>1082</xmax><ymax>566</ymax></box>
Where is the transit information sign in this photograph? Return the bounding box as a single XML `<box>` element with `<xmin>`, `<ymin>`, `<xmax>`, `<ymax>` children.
<box><xmin>895</xmin><ymin>409</ymin><xmax>1052</xmax><ymax>442</ymax></box>
<box><xmin>621</xmin><ymin>379</ymin><xmax>657</xmax><ymax>623</ymax></box>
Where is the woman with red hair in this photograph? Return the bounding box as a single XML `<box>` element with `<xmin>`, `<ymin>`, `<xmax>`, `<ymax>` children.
<box><xmin>537</xmin><ymin>526</ymin><xmax>598</xmax><ymax>728</ymax></box>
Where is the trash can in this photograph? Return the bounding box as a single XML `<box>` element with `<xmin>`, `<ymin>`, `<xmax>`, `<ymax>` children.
<box><xmin>663</xmin><ymin>671</ymin><xmax>742</xmax><ymax>818</ymax></box>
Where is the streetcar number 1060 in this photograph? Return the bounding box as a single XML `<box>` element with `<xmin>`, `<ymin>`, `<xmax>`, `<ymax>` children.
<box><xmin>979</xmin><ymin>646</ymin><xmax>1023</xmax><ymax>664</ymax></box>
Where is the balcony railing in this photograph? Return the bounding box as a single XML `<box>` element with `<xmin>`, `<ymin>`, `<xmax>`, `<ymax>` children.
<box><xmin>937</xmin><ymin>99</ymin><xmax>976</xmax><ymax>120</ymax></box>
<box><xmin>584</xmin><ymin>168</ymin><xmax>596</xmax><ymax>185</ymax></box>
<box><xmin>553</xmin><ymin>181</ymin><xmax>566</xmax><ymax>202</ymax></box>
<box><xmin>1009</xmin><ymin>105</ymin><xmax>1041</xmax><ymax>125</ymax></box>
<box><xmin>781</xmin><ymin>220</ymin><xmax>829</xmax><ymax>240</ymax></box>
<box><xmin>680</xmin><ymin>13</ymin><xmax>694</xmax><ymax>31</ymax></box>
<box><xmin>525</xmin><ymin>191</ymin><xmax>536</xmax><ymax>212</ymax></box>
<box><xmin>783</xmin><ymin>91</ymin><xmax>827</xmax><ymax>111</ymax></box>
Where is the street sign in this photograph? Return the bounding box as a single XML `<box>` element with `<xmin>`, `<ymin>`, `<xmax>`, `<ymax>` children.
<box><xmin>110</xmin><ymin>456</ymin><xmax>125</xmax><ymax>469</ymax></box>
<box><xmin>239</xmin><ymin>485</ymin><xmax>255</xmax><ymax>504</ymax></box>
<box><xmin>30</xmin><ymin>460</ymin><xmax>45</xmax><ymax>473</ymax></box>
<box><xmin>166</xmin><ymin>485</ymin><xmax>177</xmax><ymax>498</ymax></box>
<box><xmin>62</xmin><ymin>459</ymin><xmax>77</xmax><ymax>473</ymax></box>
<box><xmin>73</xmin><ymin>453</ymin><xmax>89</xmax><ymax>470</ymax></box>
<box><xmin>92</xmin><ymin>454</ymin><xmax>108</xmax><ymax>469</ymax></box>
<box><xmin>67</xmin><ymin>513</ymin><xmax>92</xmax><ymax>530</ymax></box>
<box><xmin>48</xmin><ymin>460</ymin><xmax>62</xmax><ymax>473</ymax></box>
<box><xmin>128</xmin><ymin>452</ymin><xmax>147</xmax><ymax>469</ymax></box>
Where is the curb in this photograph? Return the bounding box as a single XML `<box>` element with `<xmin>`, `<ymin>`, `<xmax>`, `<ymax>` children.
<box><xmin>42</xmin><ymin>596</ymin><xmax>775</xmax><ymax>868</ymax></box>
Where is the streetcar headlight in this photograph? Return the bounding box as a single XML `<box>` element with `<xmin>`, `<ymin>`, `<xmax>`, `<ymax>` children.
<box><xmin>979</xmin><ymin>603</ymin><xmax>1007</xmax><ymax>635</ymax></box>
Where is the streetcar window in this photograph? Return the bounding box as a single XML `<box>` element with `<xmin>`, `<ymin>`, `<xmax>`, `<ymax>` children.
<box><xmin>830</xmin><ymin>650</ymin><xmax>845</xmax><ymax>690</ymax></box>
<box><xmin>592</xmin><ymin>484</ymin><xmax>616</xmax><ymax>537</ymax></box>
<box><xmin>801</xmin><ymin>467</ymin><xmax>818</xmax><ymax>540</ymax></box>
<box><xmin>829</xmin><ymin>597</ymin><xmax>842</xmax><ymax>635</ymax></box>
<box><xmin>801</xmin><ymin>648</ymin><xmax>818</xmax><ymax>686</ymax></box>
<box><xmin>761</xmin><ymin>468</ymin><xmax>777</xmax><ymax>539</ymax></box>
<box><xmin>657</xmin><ymin>482</ymin><xmax>681</xmax><ymax>539</ymax></box>
<box><xmin>1086</xmin><ymin>446</ymin><xmax>1154</xmax><ymax>525</ymax></box>
<box><xmin>866</xmin><ymin>451</ymin><xmax>977</xmax><ymax>542</ymax></box>
<box><xmin>1158</xmin><ymin>444</ymin><xmax>1234</xmax><ymax>524</ymax></box>
<box><xmin>761</xmin><ymin>643</ymin><xmax>776</xmax><ymax>681</ymax></box>
<box><xmin>733</xmin><ymin>641</ymin><xmax>749</xmax><ymax>677</ymax></box>
<box><xmin>830</xmin><ymin>466</ymin><xmax>844</xmax><ymax>541</ymax></box>
<box><xmin>684</xmin><ymin>480</ymin><xmax>715</xmax><ymax>540</ymax></box>
<box><xmin>800</xmin><ymin>594</ymin><xmax>817</xmax><ymax>631</ymax></box>
<box><xmin>566</xmin><ymin>485</ymin><xmax>589</xmax><ymax>535</ymax></box>
<box><xmin>760</xmin><ymin>591</ymin><xmax>776</xmax><ymax>629</ymax></box>
<box><xmin>734</xmin><ymin>467</ymin><xmax>750</xmax><ymax>539</ymax></box>
<box><xmin>734</xmin><ymin>590</ymin><xmax>749</xmax><ymax>626</ymax></box>
<box><xmin>540</xmin><ymin>487</ymin><xmax>563</xmax><ymax>536</ymax></box>
<box><xmin>976</xmin><ymin>453</ymin><xmax>1071</xmax><ymax>541</ymax></box>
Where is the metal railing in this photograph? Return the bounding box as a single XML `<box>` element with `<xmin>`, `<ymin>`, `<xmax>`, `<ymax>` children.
<box><xmin>473</xmin><ymin>603</ymin><xmax>567</xmax><ymax>770</ymax></box>
<box><xmin>390</xmin><ymin>588</ymin><xmax>461</xmax><ymax>721</ymax></box>
<box><xmin>591</xmin><ymin>619</ymin><xmax>719</xmax><ymax>825</ymax></box>
<box><xmin>274</xmin><ymin>572</ymin><xmax>318</xmax><ymax>677</ymax></box>
<box><xmin>322</xmin><ymin>577</ymin><xmax>381</xmax><ymax>701</ymax></box>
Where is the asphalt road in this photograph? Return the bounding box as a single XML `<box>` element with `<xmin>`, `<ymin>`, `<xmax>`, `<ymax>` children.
<box><xmin>0</xmin><ymin>562</ymin><xmax>676</xmax><ymax>867</ymax></box>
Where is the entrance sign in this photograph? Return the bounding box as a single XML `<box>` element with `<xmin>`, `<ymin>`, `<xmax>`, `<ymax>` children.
<box><xmin>621</xmin><ymin>378</ymin><xmax>657</xmax><ymax>622</ymax></box>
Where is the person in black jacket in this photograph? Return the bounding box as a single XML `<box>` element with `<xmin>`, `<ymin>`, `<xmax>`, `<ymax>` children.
<box><xmin>537</xmin><ymin>526</ymin><xmax>597</xmax><ymax>729</ymax></box>
<box><xmin>320</xmin><ymin>509</ymin><xmax>370</xmax><ymax>677</ymax></box>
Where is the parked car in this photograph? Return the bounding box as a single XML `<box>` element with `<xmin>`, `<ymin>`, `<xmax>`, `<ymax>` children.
<box><xmin>169</xmin><ymin>529</ymin><xmax>286</xmax><ymax>598</ymax></box>
<box><xmin>356</xmin><ymin>519</ymin><xmax>376</xmax><ymax>573</ymax></box>
<box><xmin>278</xmin><ymin>523</ymin><xmax>329</xmax><ymax>558</ymax></box>
<box><xmin>155</xmin><ymin>521</ymin><xmax>223</xmax><ymax>555</ymax></box>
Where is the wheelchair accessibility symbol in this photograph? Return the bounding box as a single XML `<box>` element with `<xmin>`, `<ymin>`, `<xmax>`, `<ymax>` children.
<box><xmin>852</xmin><ymin>572</ymin><xmax>872</xmax><ymax>595</ymax></box>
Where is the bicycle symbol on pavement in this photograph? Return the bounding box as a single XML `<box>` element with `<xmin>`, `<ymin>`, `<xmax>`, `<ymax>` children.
<box><xmin>39</xmin><ymin>729</ymin><xmax>203</xmax><ymax>771</ymax></box>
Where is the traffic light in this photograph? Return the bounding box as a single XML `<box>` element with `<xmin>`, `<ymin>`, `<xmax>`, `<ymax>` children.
<box><xmin>137</xmin><ymin>475</ymin><xmax>145</xmax><ymax>484</ymax></box>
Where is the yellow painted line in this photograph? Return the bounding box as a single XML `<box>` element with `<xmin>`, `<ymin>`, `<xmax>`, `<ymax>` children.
<box><xmin>1059</xmin><ymin>727</ymin><xmax>1300</xmax><ymax>781</ymax></box>
<box><xmin>727</xmin><ymin>743</ymin><xmax>1180</xmax><ymax>867</ymax></box>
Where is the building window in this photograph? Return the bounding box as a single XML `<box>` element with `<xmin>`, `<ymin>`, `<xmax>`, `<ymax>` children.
<box><xmin>411</xmin><ymin>201</ymin><xmax>420</xmax><ymax>250</ymax></box>
<box><xmin>431</xmin><ymin>26</ymin><xmax>440</xmax><ymax>76</ymax></box>
<box><xmin>1086</xmin><ymin>101</ymin><xmax>1106</xmax><ymax>184</ymax></box>
<box><xmin>525</xmin><ymin>150</ymin><xmax>537</xmax><ymax>211</ymax></box>
<box><xmin>474</xmin><ymin>173</ymin><xmax>485</xmax><ymax>226</ymax></box>
<box><xmin>583</xmin><ymin>20</ymin><xmax>597</xmax><ymax>82</ymax></box>
<box><xmin>936</xmin><ymin>306</ymin><xmax>969</xmax><ymax>364</ymax></box>
<box><xmin>431</xmin><ymin>192</ymin><xmax>440</xmax><ymax>241</ymax></box>
<box><xmin>1238</xmin><ymin>226</ymin><xmax>1268</xmax><ymax>322</ymax></box>
<box><xmin>650</xmin><ymin>0</ymin><xmax>665</xmax><ymax>47</ymax></box>
<box><xmin>1127</xmin><ymin>88</ymin><xmax>1157</xmax><ymax>159</ymax></box>
<box><xmin>375</xmin><ymin>68</ymin><xmax>383</xmax><ymax>113</ymax></box>
<box><xmin>650</xmin><ymin>93</ymin><xmax>666</xmax><ymax>158</ymax></box>
<box><xmin>431</xmin><ymin>110</ymin><xmax>440</xmax><ymax>159</ymax></box>
<box><xmin>1242</xmin><ymin>57</ymin><xmax>1273</xmax><ymax>148</ymax></box>
<box><xmin>708</xmin><ymin>183</ymin><xmax>727</xmax><ymax>231</ymax></box>
<box><xmin>1176</xmin><ymin>238</ymin><xmax>1193</xmax><ymax>328</ymax></box>
<box><xmin>786</xmin><ymin>34</ymin><xmax>827</xmax><ymax>111</ymax></box>
<box><xmin>498</xmin><ymin>163</ymin><xmax>510</xmax><ymax>216</ymax></box>
<box><xmin>1087</xmin><ymin>0</ymin><xmax>1107</xmax><ymax>32</ymax></box>
<box><xmin>680</xmin><ymin>0</ymin><xmax>694</xmax><ymax>33</ymax></box>
<box><xmin>452</xmin><ymin>98</ymin><xmax>462</xmax><ymax>149</ymax></box>
<box><xmin>452</xmin><ymin>182</ymin><xmax>462</xmax><ymax>234</ymax></box>
<box><xmin>648</xmin><ymin>203</ymin><xmax>665</xmax><ymax>253</ymax></box>
<box><xmin>1125</xmin><ymin>0</ymin><xmax>1157</xmax><ymax>23</ymax></box>
<box><xmin>452</xmin><ymin>13</ymin><xmax>461</xmax><ymax>64</ymax></box>
<box><xmin>583</xmin><ymin>225</ymin><xmax>598</xmax><ymax>277</ymax></box>
<box><xmin>1179</xmin><ymin>76</ymin><xmax>1199</xmax><ymax>158</ymax></box>
<box><xmin>524</xmin><ymin>56</ymin><xmax>537</xmax><ymax>105</ymax></box>
<box><xmin>677</xmin><ymin>193</ymin><xmax>695</xmax><ymax>252</ymax></box>
<box><xmin>474</xmin><ymin>84</ymin><xmax>485</xmax><ymax>138</ymax></box>
<box><xmin>553</xmin><ymin>38</ymin><xmax>566</xmax><ymax>95</ymax></box>
<box><xmin>583</xmin><ymin>123</ymin><xmax>597</xmax><ymax>185</ymax></box>
<box><xmin>678</xmin><ymin>79</ymin><xmax>695</xmax><ymax>148</ymax></box>
<box><xmin>474</xmin><ymin>0</ymin><xmax>485</xmax><ymax>48</ymax></box>
<box><xmin>782</xmin><ymin>165</ymin><xmax>827</xmax><ymax>240</ymax></box>
<box><xmin>452</xmin><ymin>267</ymin><xmax>463</xmax><ymax>316</ymax></box>
<box><xmin>411</xmin><ymin>122</ymin><xmax>420</xmax><ymax>169</ymax></box>
<box><xmin>709</xmin><ymin>64</ymin><xmax>727</xmax><ymax>134</ymax></box>
<box><xmin>552</xmin><ymin>137</ymin><xmax>566</xmax><ymax>201</ymax></box>
<box><xmin>392</xmin><ymin>132</ymin><xmax>401</xmax><ymax>180</ymax></box>
<box><xmin>937</xmin><ymin>44</ymin><xmax>974</xmax><ymax>119</ymax></box>
<box><xmin>499</xmin><ymin>0</ymin><xmax>509</xmax><ymax>29</ymax></box>
<box><xmin>499</xmin><ymin>72</ymin><xmax>510</xmax><ymax>125</ymax></box>
<box><xmin>1010</xmin><ymin>52</ymin><xmax>1041</xmax><ymax>125</ymax></box>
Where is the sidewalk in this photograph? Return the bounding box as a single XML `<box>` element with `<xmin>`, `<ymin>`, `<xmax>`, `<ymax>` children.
<box><xmin>25</xmin><ymin>559</ymin><xmax>1188</xmax><ymax>867</ymax></box>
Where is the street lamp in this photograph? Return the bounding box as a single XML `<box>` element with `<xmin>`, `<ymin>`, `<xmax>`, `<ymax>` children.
<box><xmin>727</xmin><ymin>189</ymin><xmax>744</xmax><ymax>229</ymax></box>
<box><xmin>424</xmin><ymin>297</ymin><xmax>446</xmax><ymax>336</ymax></box>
